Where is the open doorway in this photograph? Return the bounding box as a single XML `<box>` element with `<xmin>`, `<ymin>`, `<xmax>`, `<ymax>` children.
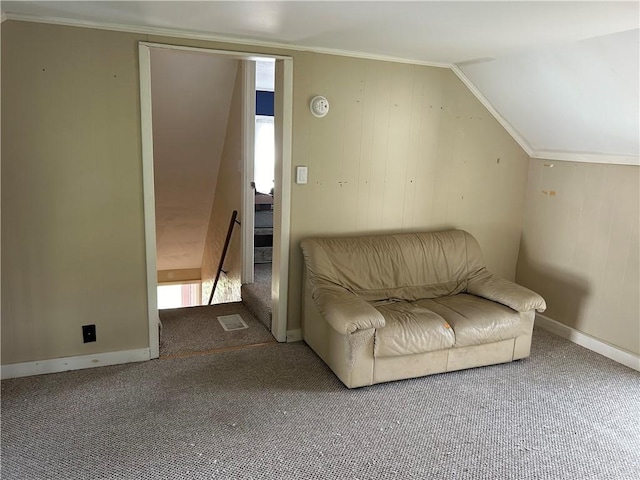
<box><xmin>241</xmin><ymin>60</ymin><xmax>276</xmax><ymax>331</ymax></box>
<box><xmin>150</xmin><ymin>48</ymin><xmax>239</xmax><ymax>314</ymax></box>
<box><xmin>139</xmin><ymin>43</ymin><xmax>292</xmax><ymax>359</ymax></box>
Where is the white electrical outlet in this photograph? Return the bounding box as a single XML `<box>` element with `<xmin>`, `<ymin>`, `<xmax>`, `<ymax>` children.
<box><xmin>296</xmin><ymin>166</ymin><xmax>308</xmax><ymax>184</ymax></box>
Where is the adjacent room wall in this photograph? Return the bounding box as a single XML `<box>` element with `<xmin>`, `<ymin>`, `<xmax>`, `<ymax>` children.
<box><xmin>1</xmin><ymin>22</ymin><xmax>149</xmax><ymax>364</ymax></box>
<box><xmin>200</xmin><ymin>63</ymin><xmax>243</xmax><ymax>304</ymax></box>
<box><xmin>517</xmin><ymin>160</ymin><xmax>640</xmax><ymax>356</ymax></box>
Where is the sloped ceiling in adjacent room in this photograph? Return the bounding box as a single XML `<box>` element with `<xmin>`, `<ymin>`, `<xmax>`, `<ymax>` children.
<box><xmin>3</xmin><ymin>1</ymin><xmax>638</xmax><ymax>163</ymax></box>
<box><xmin>151</xmin><ymin>48</ymin><xmax>238</xmax><ymax>271</ymax></box>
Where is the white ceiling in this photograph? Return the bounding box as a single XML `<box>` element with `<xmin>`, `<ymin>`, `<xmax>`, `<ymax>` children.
<box><xmin>3</xmin><ymin>1</ymin><xmax>639</xmax><ymax>161</ymax></box>
<box><xmin>3</xmin><ymin>1</ymin><xmax>637</xmax><ymax>64</ymax></box>
<box><xmin>460</xmin><ymin>28</ymin><xmax>640</xmax><ymax>158</ymax></box>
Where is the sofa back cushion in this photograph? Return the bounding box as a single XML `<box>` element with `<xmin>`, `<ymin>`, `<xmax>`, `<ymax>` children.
<box><xmin>300</xmin><ymin>230</ymin><xmax>486</xmax><ymax>302</ymax></box>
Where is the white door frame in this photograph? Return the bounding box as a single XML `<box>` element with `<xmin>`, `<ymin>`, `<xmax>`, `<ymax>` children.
<box><xmin>240</xmin><ymin>61</ymin><xmax>256</xmax><ymax>285</ymax></box>
<box><xmin>138</xmin><ymin>42</ymin><xmax>293</xmax><ymax>357</ymax></box>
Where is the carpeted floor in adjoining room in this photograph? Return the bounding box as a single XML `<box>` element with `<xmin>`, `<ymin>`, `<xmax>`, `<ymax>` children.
<box><xmin>1</xmin><ymin>328</ymin><xmax>639</xmax><ymax>480</ymax></box>
<box><xmin>241</xmin><ymin>263</ymin><xmax>272</xmax><ymax>329</ymax></box>
<box><xmin>159</xmin><ymin>302</ymin><xmax>275</xmax><ymax>357</ymax></box>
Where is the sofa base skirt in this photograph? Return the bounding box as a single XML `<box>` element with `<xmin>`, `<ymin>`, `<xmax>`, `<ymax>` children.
<box><xmin>373</xmin><ymin>336</ymin><xmax>531</xmax><ymax>385</ymax></box>
<box><xmin>302</xmin><ymin>276</ymin><xmax>534</xmax><ymax>389</ymax></box>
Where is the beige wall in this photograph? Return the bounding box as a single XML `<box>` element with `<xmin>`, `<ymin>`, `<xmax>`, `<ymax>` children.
<box><xmin>286</xmin><ymin>54</ymin><xmax>530</xmax><ymax>329</ymax></box>
<box><xmin>200</xmin><ymin>65</ymin><xmax>243</xmax><ymax>305</ymax></box>
<box><xmin>1</xmin><ymin>22</ymin><xmax>149</xmax><ymax>363</ymax></box>
<box><xmin>2</xmin><ymin>20</ymin><xmax>531</xmax><ymax>365</ymax></box>
<box><xmin>517</xmin><ymin>159</ymin><xmax>640</xmax><ymax>355</ymax></box>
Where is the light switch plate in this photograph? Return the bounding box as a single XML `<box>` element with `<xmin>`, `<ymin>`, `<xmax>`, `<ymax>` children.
<box><xmin>296</xmin><ymin>166</ymin><xmax>308</xmax><ymax>184</ymax></box>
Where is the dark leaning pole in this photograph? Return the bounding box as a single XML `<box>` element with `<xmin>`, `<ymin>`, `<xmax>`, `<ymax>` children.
<box><xmin>208</xmin><ymin>210</ymin><xmax>241</xmax><ymax>305</ymax></box>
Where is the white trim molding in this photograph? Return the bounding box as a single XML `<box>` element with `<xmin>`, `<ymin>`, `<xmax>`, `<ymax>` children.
<box><xmin>535</xmin><ymin>313</ymin><xmax>640</xmax><ymax>372</ymax></box>
<box><xmin>270</xmin><ymin>58</ymin><xmax>293</xmax><ymax>343</ymax></box>
<box><xmin>531</xmin><ymin>150</ymin><xmax>640</xmax><ymax>166</ymax></box>
<box><xmin>1</xmin><ymin>348</ymin><xmax>151</xmax><ymax>380</ymax></box>
<box><xmin>1</xmin><ymin>10</ymin><xmax>7</xmax><ymax>23</ymax></box>
<box><xmin>286</xmin><ymin>329</ymin><xmax>302</xmax><ymax>343</ymax></box>
<box><xmin>5</xmin><ymin>13</ymin><xmax>449</xmax><ymax>69</ymax></box>
<box><xmin>241</xmin><ymin>60</ymin><xmax>256</xmax><ymax>284</ymax></box>
<box><xmin>138</xmin><ymin>42</ymin><xmax>293</xmax><ymax>346</ymax></box>
<box><xmin>451</xmin><ymin>65</ymin><xmax>533</xmax><ymax>157</ymax></box>
<box><xmin>139</xmin><ymin>43</ymin><xmax>161</xmax><ymax>360</ymax></box>
<box><xmin>140</xmin><ymin>41</ymin><xmax>291</xmax><ymax>61</ymax></box>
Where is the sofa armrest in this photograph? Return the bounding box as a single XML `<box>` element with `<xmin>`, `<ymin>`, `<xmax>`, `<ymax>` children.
<box><xmin>312</xmin><ymin>284</ymin><xmax>385</xmax><ymax>335</ymax></box>
<box><xmin>467</xmin><ymin>271</ymin><xmax>546</xmax><ymax>313</ymax></box>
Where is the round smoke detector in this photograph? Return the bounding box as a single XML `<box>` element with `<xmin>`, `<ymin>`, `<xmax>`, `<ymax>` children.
<box><xmin>310</xmin><ymin>95</ymin><xmax>329</xmax><ymax>117</ymax></box>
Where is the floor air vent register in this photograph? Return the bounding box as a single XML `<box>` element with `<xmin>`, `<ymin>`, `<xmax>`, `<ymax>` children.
<box><xmin>217</xmin><ymin>314</ymin><xmax>249</xmax><ymax>331</ymax></box>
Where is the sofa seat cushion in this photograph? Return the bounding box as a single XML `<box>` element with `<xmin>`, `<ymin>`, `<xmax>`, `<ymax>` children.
<box><xmin>373</xmin><ymin>302</ymin><xmax>455</xmax><ymax>357</ymax></box>
<box><xmin>416</xmin><ymin>294</ymin><xmax>526</xmax><ymax>347</ymax></box>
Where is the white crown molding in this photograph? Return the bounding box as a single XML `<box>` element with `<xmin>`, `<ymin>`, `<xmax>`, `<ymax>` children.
<box><xmin>4</xmin><ymin>12</ymin><xmax>450</xmax><ymax>69</ymax></box>
<box><xmin>1</xmin><ymin>10</ymin><xmax>7</xmax><ymax>23</ymax></box>
<box><xmin>536</xmin><ymin>314</ymin><xmax>639</xmax><ymax>372</ymax></box>
<box><xmin>1</xmin><ymin>348</ymin><xmax>150</xmax><ymax>379</ymax></box>
<box><xmin>140</xmin><ymin>41</ymin><xmax>291</xmax><ymax>61</ymax></box>
<box><xmin>451</xmin><ymin>65</ymin><xmax>533</xmax><ymax>156</ymax></box>
<box><xmin>531</xmin><ymin>150</ymin><xmax>640</xmax><ymax>166</ymax></box>
<box><xmin>290</xmin><ymin>45</ymin><xmax>450</xmax><ymax>69</ymax></box>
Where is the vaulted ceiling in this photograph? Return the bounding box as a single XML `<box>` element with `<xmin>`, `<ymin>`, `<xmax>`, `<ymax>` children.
<box><xmin>3</xmin><ymin>1</ymin><xmax>638</xmax><ymax>164</ymax></box>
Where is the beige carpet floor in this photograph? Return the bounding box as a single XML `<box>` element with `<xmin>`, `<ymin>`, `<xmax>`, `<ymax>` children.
<box><xmin>2</xmin><ymin>328</ymin><xmax>639</xmax><ymax>479</ymax></box>
<box><xmin>159</xmin><ymin>302</ymin><xmax>276</xmax><ymax>357</ymax></box>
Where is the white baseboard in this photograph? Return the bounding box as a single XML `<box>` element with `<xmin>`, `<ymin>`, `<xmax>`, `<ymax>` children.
<box><xmin>1</xmin><ymin>348</ymin><xmax>151</xmax><ymax>380</ymax></box>
<box><xmin>286</xmin><ymin>329</ymin><xmax>302</xmax><ymax>342</ymax></box>
<box><xmin>535</xmin><ymin>314</ymin><xmax>639</xmax><ymax>371</ymax></box>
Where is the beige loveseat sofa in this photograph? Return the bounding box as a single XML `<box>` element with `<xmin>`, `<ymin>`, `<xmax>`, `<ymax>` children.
<box><xmin>300</xmin><ymin>230</ymin><xmax>546</xmax><ymax>388</ymax></box>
